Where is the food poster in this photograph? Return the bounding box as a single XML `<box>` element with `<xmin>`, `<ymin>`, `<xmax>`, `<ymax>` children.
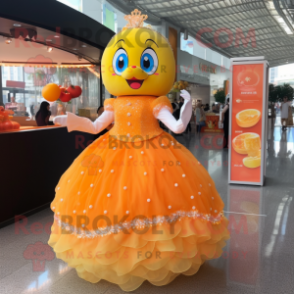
<box><xmin>228</xmin><ymin>187</ymin><xmax>261</xmax><ymax>286</ymax></box>
<box><xmin>230</xmin><ymin>63</ymin><xmax>264</xmax><ymax>183</ymax></box>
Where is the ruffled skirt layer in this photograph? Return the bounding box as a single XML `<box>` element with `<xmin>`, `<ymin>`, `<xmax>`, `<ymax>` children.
<box><xmin>48</xmin><ymin>131</ymin><xmax>230</xmax><ymax>291</ymax></box>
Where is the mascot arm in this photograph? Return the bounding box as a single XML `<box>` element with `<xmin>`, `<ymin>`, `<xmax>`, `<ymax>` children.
<box><xmin>53</xmin><ymin>111</ymin><xmax>114</xmax><ymax>134</ymax></box>
<box><xmin>156</xmin><ymin>90</ymin><xmax>192</xmax><ymax>134</ymax></box>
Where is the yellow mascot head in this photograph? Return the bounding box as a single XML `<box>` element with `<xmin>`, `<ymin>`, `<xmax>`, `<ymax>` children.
<box><xmin>101</xmin><ymin>9</ymin><xmax>175</xmax><ymax>97</ymax></box>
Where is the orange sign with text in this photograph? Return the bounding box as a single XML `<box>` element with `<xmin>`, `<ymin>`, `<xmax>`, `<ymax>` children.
<box><xmin>230</xmin><ymin>63</ymin><xmax>264</xmax><ymax>183</ymax></box>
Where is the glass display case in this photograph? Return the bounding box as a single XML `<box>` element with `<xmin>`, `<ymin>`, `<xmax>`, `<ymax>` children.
<box><xmin>1</xmin><ymin>65</ymin><xmax>101</xmax><ymax>123</ymax></box>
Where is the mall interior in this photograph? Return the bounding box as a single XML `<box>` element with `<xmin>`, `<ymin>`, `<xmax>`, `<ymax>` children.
<box><xmin>0</xmin><ymin>0</ymin><xmax>293</xmax><ymax>293</ymax></box>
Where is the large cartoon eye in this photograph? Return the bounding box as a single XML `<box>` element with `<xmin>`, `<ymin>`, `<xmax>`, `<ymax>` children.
<box><xmin>140</xmin><ymin>48</ymin><xmax>158</xmax><ymax>75</ymax></box>
<box><xmin>113</xmin><ymin>48</ymin><xmax>128</xmax><ymax>75</ymax></box>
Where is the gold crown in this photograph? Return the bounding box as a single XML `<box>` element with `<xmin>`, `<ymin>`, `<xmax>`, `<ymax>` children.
<box><xmin>124</xmin><ymin>9</ymin><xmax>148</xmax><ymax>29</ymax></box>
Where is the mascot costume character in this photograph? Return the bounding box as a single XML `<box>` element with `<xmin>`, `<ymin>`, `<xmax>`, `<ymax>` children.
<box><xmin>49</xmin><ymin>9</ymin><xmax>230</xmax><ymax>291</ymax></box>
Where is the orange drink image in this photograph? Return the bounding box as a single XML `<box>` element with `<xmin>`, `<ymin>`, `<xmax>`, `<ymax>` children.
<box><xmin>232</xmin><ymin>133</ymin><xmax>260</xmax><ymax>154</ymax></box>
<box><xmin>244</xmin><ymin>136</ymin><xmax>261</xmax><ymax>157</ymax></box>
<box><xmin>236</xmin><ymin>109</ymin><xmax>261</xmax><ymax>128</ymax></box>
<box><xmin>243</xmin><ymin>154</ymin><xmax>261</xmax><ymax>169</ymax></box>
<box><xmin>242</xmin><ymin>136</ymin><xmax>261</xmax><ymax>168</ymax></box>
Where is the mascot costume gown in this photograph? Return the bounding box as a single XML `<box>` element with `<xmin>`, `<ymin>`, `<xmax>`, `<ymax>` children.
<box><xmin>49</xmin><ymin>9</ymin><xmax>230</xmax><ymax>291</ymax></box>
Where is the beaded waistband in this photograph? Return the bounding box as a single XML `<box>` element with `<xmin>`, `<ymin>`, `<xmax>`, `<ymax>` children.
<box><xmin>53</xmin><ymin>210</ymin><xmax>224</xmax><ymax>239</ymax></box>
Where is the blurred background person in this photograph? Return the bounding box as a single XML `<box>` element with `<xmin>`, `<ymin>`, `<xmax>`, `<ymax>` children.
<box><xmin>35</xmin><ymin>101</ymin><xmax>53</xmax><ymax>126</ymax></box>
<box><xmin>30</xmin><ymin>101</ymin><xmax>35</xmax><ymax>119</ymax></box>
<box><xmin>185</xmin><ymin>111</ymin><xmax>192</xmax><ymax>133</ymax></box>
<box><xmin>281</xmin><ymin>96</ymin><xmax>292</xmax><ymax>131</ymax></box>
<box><xmin>221</xmin><ymin>95</ymin><xmax>230</xmax><ymax>148</ymax></box>
<box><xmin>174</xmin><ymin>97</ymin><xmax>184</xmax><ymax>121</ymax></box>
<box><xmin>212</xmin><ymin>103</ymin><xmax>219</xmax><ymax>113</ymax></box>
<box><xmin>171</xmin><ymin>97</ymin><xmax>180</xmax><ymax>120</ymax></box>
<box><xmin>195</xmin><ymin>102</ymin><xmax>206</xmax><ymax>133</ymax></box>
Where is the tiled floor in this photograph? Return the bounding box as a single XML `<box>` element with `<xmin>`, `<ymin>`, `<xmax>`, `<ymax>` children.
<box><xmin>1</xmin><ymin>123</ymin><xmax>293</xmax><ymax>294</ymax></box>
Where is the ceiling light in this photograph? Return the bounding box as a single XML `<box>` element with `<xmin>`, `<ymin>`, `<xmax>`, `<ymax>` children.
<box><xmin>46</xmin><ymin>39</ymin><xmax>52</xmax><ymax>42</ymax></box>
<box><xmin>5</xmin><ymin>38</ymin><xmax>12</xmax><ymax>44</ymax></box>
<box><xmin>13</xmin><ymin>23</ymin><xmax>21</xmax><ymax>27</ymax></box>
<box><xmin>47</xmin><ymin>47</ymin><xmax>53</xmax><ymax>52</ymax></box>
<box><xmin>54</xmin><ymin>35</ymin><xmax>60</xmax><ymax>38</ymax></box>
<box><xmin>73</xmin><ymin>48</ymin><xmax>78</xmax><ymax>50</ymax></box>
<box><xmin>277</xmin><ymin>17</ymin><xmax>284</xmax><ymax>23</ymax></box>
<box><xmin>81</xmin><ymin>44</ymin><xmax>87</xmax><ymax>47</ymax></box>
<box><xmin>266</xmin><ymin>1</ymin><xmax>294</xmax><ymax>34</ymax></box>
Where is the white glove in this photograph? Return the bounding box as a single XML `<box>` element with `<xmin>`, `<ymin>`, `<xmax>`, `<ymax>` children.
<box><xmin>67</xmin><ymin>111</ymin><xmax>114</xmax><ymax>134</ymax></box>
<box><xmin>179</xmin><ymin>89</ymin><xmax>192</xmax><ymax>127</ymax></box>
<box><xmin>53</xmin><ymin>111</ymin><xmax>114</xmax><ymax>134</ymax></box>
<box><xmin>53</xmin><ymin>115</ymin><xmax>67</xmax><ymax>126</ymax></box>
<box><xmin>156</xmin><ymin>90</ymin><xmax>192</xmax><ymax>133</ymax></box>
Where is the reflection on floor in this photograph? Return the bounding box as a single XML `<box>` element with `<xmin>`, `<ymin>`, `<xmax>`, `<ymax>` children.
<box><xmin>1</xmin><ymin>124</ymin><xmax>293</xmax><ymax>294</ymax></box>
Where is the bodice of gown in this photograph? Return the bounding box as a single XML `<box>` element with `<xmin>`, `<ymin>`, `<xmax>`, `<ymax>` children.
<box><xmin>104</xmin><ymin>96</ymin><xmax>172</xmax><ymax>142</ymax></box>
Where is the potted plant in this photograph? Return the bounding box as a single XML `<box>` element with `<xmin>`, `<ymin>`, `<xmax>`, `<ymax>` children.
<box><xmin>167</xmin><ymin>80</ymin><xmax>189</xmax><ymax>102</ymax></box>
<box><xmin>268</xmin><ymin>83</ymin><xmax>277</xmax><ymax>119</ymax></box>
<box><xmin>213</xmin><ymin>89</ymin><xmax>226</xmax><ymax>104</ymax></box>
<box><xmin>274</xmin><ymin>83</ymin><xmax>293</xmax><ymax>101</ymax></box>
<box><xmin>268</xmin><ymin>83</ymin><xmax>293</xmax><ymax>119</ymax></box>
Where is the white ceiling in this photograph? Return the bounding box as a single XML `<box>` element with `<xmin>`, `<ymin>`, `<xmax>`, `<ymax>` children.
<box><xmin>0</xmin><ymin>36</ymin><xmax>88</xmax><ymax>64</ymax></box>
<box><xmin>109</xmin><ymin>0</ymin><xmax>294</xmax><ymax>67</ymax></box>
<box><xmin>0</xmin><ymin>16</ymin><xmax>102</xmax><ymax>64</ymax></box>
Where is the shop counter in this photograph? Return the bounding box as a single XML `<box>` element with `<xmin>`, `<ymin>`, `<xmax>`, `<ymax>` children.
<box><xmin>0</xmin><ymin>126</ymin><xmax>97</xmax><ymax>227</ymax></box>
<box><xmin>0</xmin><ymin>125</ymin><xmax>59</xmax><ymax>133</ymax></box>
<box><xmin>10</xmin><ymin>116</ymin><xmax>37</xmax><ymax>127</ymax></box>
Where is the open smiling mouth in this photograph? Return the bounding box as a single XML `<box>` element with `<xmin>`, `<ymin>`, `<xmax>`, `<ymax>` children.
<box><xmin>126</xmin><ymin>78</ymin><xmax>144</xmax><ymax>89</ymax></box>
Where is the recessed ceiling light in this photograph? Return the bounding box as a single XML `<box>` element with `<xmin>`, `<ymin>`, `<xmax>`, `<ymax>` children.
<box><xmin>47</xmin><ymin>47</ymin><xmax>53</xmax><ymax>52</ymax></box>
<box><xmin>82</xmin><ymin>44</ymin><xmax>87</xmax><ymax>47</ymax></box>
<box><xmin>13</xmin><ymin>23</ymin><xmax>21</xmax><ymax>27</ymax></box>
<box><xmin>54</xmin><ymin>35</ymin><xmax>60</xmax><ymax>38</ymax></box>
<box><xmin>5</xmin><ymin>38</ymin><xmax>12</xmax><ymax>44</ymax></box>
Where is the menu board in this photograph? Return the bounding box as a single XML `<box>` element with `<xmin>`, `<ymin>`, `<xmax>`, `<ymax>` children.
<box><xmin>230</xmin><ymin>62</ymin><xmax>266</xmax><ymax>184</ymax></box>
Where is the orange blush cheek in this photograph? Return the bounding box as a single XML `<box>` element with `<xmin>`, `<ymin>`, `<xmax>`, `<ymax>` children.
<box><xmin>154</xmin><ymin>73</ymin><xmax>159</xmax><ymax>76</ymax></box>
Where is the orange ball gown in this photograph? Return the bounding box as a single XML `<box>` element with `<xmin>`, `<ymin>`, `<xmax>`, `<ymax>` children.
<box><xmin>48</xmin><ymin>96</ymin><xmax>230</xmax><ymax>291</ymax></box>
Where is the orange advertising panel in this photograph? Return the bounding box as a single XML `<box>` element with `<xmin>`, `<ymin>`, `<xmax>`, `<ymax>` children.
<box><xmin>230</xmin><ymin>63</ymin><xmax>264</xmax><ymax>183</ymax></box>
